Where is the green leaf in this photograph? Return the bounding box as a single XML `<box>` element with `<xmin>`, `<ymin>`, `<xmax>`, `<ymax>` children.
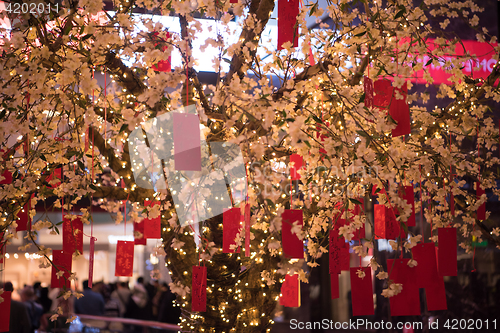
<box><xmin>354</xmin><ymin>30</ymin><xmax>367</xmax><ymax>37</ymax></box>
<box><xmin>395</xmin><ymin>9</ymin><xmax>406</xmax><ymax>19</ymax></box>
<box><xmin>349</xmin><ymin>198</ymin><xmax>363</xmax><ymax>206</ymax></box>
<box><xmin>304</xmin><ymin>141</ymin><xmax>311</xmax><ymax>148</ymax></box>
<box><xmin>312</xmin><ymin>115</ymin><xmax>323</xmax><ymax>124</ymax></box>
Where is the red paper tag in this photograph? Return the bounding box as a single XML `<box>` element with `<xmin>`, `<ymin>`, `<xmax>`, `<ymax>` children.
<box><xmin>340</xmin><ymin>242</ymin><xmax>350</xmax><ymax>271</ymax></box>
<box><xmin>0</xmin><ymin>169</ymin><xmax>12</xmax><ymax>185</ymax></box>
<box><xmin>46</xmin><ymin>167</ymin><xmax>62</xmax><ymax>188</ymax></box>
<box><xmin>192</xmin><ymin>266</ymin><xmax>207</xmax><ymax>312</ymax></box>
<box><xmin>223</xmin><ymin>207</ymin><xmax>242</xmax><ymax>253</ymax></box>
<box><xmin>411</xmin><ymin>242</ymin><xmax>447</xmax><ymax>311</ymax></box>
<box><xmin>88</xmin><ymin>237</ymin><xmax>96</xmax><ymax>288</ymax></box>
<box><xmin>438</xmin><ymin>228</ymin><xmax>457</xmax><ymax>276</ymax></box>
<box><xmin>373</xmin><ymin>79</ymin><xmax>392</xmax><ymax>109</ymax></box>
<box><xmin>0</xmin><ymin>290</ymin><xmax>12</xmax><ymax>332</ymax></box>
<box><xmin>476</xmin><ymin>182</ymin><xmax>486</xmax><ymax>220</ymax></box>
<box><xmin>387</xmin><ymin>259</ymin><xmax>420</xmax><ymax>316</ymax></box>
<box><xmin>281</xmin><ymin>209</ymin><xmax>304</xmax><ymax>259</ymax></box>
<box><xmin>115</xmin><ymin>241</ymin><xmax>134</xmax><ymax>277</ymax></box>
<box><xmin>244</xmin><ymin>204</ymin><xmax>251</xmax><ymax>256</ymax></box>
<box><xmin>352</xmin><ymin>198</ymin><xmax>366</xmax><ymax>240</ymax></box>
<box><xmin>63</xmin><ymin>216</ymin><xmax>83</xmax><ymax>254</ymax></box>
<box><xmin>0</xmin><ymin>232</ymin><xmax>4</xmax><ymax>264</ymax></box>
<box><xmin>51</xmin><ymin>250</ymin><xmax>72</xmax><ymax>289</ymax></box>
<box><xmin>16</xmin><ymin>203</ymin><xmax>31</xmax><ymax>232</ymax></box>
<box><xmin>173</xmin><ymin>113</ymin><xmax>201</xmax><ymax>171</ymax></box>
<box><xmin>401</xmin><ymin>185</ymin><xmax>416</xmax><ymax>227</ymax></box>
<box><xmin>412</xmin><ymin>243</ymin><xmax>438</xmax><ymax>288</ymax></box>
<box><xmin>329</xmin><ymin>228</ymin><xmax>342</xmax><ymax>274</ymax></box>
<box><xmin>289</xmin><ymin>154</ymin><xmax>303</xmax><ymax>180</ymax></box>
<box><xmin>280</xmin><ymin>274</ymin><xmax>300</xmax><ymax>307</ymax></box>
<box><xmin>230</xmin><ymin>0</ymin><xmax>238</xmax><ymax>3</ymax></box>
<box><xmin>374</xmin><ymin>204</ymin><xmax>399</xmax><ymax>240</ymax></box>
<box><xmin>277</xmin><ymin>0</ymin><xmax>299</xmax><ymax>50</ymax></box>
<box><xmin>425</xmin><ymin>275</ymin><xmax>447</xmax><ymax>311</ymax></box>
<box><xmin>364</xmin><ymin>76</ymin><xmax>374</xmax><ymax>108</ymax></box>
<box><xmin>389</xmin><ymin>82</ymin><xmax>411</xmax><ymax>137</ymax></box>
<box><xmin>152</xmin><ymin>32</ymin><xmax>171</xmax><ymax>72</ymax></box>
<box><xmin>134</xmin><ymin>220</ymin><xmax>146</xmax><ymax>245</ymax></box>
<box><xmin>330</xmin><ymin>274</ymin><xmax>339</xmax><ymax>299</ymax></box>
<box><xmin>143</xmin><ymin>200</ymin><xmax>162</xmax><ymax>239</ymax></box>
<box><xmin>350</xmin><ymin>267</ymin><xmax>374</xmax><ymax>316</ymax></box>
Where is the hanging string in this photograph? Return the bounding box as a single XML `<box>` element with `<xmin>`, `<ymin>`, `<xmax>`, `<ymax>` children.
<box><xmin>419</xmin><ymin>165</ymin><xmax>424</xmax><ymax>243</ymax></box>
<box><xmin>104</xmin><ymin>68</ymin><xmax>107</xmax><ymax>146</ymax></box>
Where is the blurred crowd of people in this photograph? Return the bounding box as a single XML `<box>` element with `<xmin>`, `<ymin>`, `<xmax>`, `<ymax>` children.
<box><xmin>0</xmin><ymin>277</ymin><xmax>180</xmax><ymax>333</ymax></box>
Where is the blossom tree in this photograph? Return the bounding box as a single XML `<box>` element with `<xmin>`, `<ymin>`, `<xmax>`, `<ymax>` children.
<box><xmin>1</xmin><ymin>0</ymin><xmax>500</xmax><ymax>332</ymax></box>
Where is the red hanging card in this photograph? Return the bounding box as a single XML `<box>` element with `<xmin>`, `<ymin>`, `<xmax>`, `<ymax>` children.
<box><xmin>412</xmin><ymin>242</ymin><xmax>438</xmax><ymax>289</ymax></box>
<box><xmin>152</xmin><ymin>31</ymin><xmax>171</xmax><ymax>72</ymax></box>
<box><xmin>0</xmin><ymin>169</ymin><xmax>12</xmax><ymax>185</ymax></box>
<box><xmin>223</xmin><ymin>207</ymin><xmax>242</xmax><ymax>253</ymax></box>
<box><xmin>192</xmin><ymin>266</ymin><xmax>207</xmax><ymax>312</ymax></box>
<box><xmin>46</xmin><ymin>167</ymin><xmax>62</xmax><ymax>188</ymax></box>
<box><xmin>401</xmin><ymin>185</ymin><xmax>416</xmax><ymax>227</ymax></box>
<box><xmin>143</xmin><ymin>200</ymin><xmax>162</xmax><ymax>239</ymax></box>
<box><xmin>0</xmin><ymin>232</ymin><xmax>4</xmax><ymax>264</ymax></box>
<box><xmin>387</xmin><ymin>259</ymin><xmax>420</xmax><ymax>316</ymax></box>
<box><xmin>289</xmin><ymin>154</ymin><xmax>303</xmax><ymax>180</ymax></box>
<box><xmin>230</xmin><ymin>0</ymin><xmax>238</xmax><ymax>3</ymax></box>
<box><xmin>277</xmin><ymin>0</ymin><xmax>299</xmax><ymax>50</ymax></box>
<box><xmin>280</xmin><ymin>274</ymin><xmax>300</xmax><ymax>307</ymax></box>
<box><xmin>476</xmin><ymin>182</ymin><xmax>486</xmax><ymax>220</ymax></box>
<box><xmin>63</xmin><ymin>216</ymin><xmax>83</xmax><ymax>255</ymax></box>
<box><xmin>115</xmin><ymin>241</ymin><xmax>134</xmax><ymax>277</ymax></box>
<box><xmin>374</xmin><ymin>204</ymin><xmax>399</xmax><ymax>240</ymax></box>
<box><xmin>281</xmin><ymin>209</ymin><xmax>303</xmax><ymax>259</ymax></box>
<box><xmin>88</xmin><ymin>237</ymin><xmax>96</xmax><ymax>288</ymax></box>
<box><xmin>16</xmin><ymin>202</ymin><xmax>30</xmax><ymax>232</ymax></box>
<box><xmin>438</xmin><ymin>228</ymin><xmax>457</xmax><ymax>276</ymax></box>
<box><xmin>0</xmin><ymin>291</ymin><xmax>12</xmax><ymax>332</ymax></box>
<box><xmin>425</xmin><ymin>276</ymin><xmax>447</xmax><ymax>311</ymax></box>
<box><xmin>350</xmin><ymin>267</ymin><xmax>374</xmax><ymax>316</ymax></box>
<box><xmin>329</xmin><ymin>228</ymin><xmax>342</xmax><ymax>274</ymax></box>
<box><xmin>173</xmin><ymin>113</ymin><xmax>201</xmax><ymax>171</ymax></box>
<box><xmin>51</xmin><ymin>250</ymin><xmax>72</xmax><ymax>289</ymax></box>
<box><xmin>244</xmin><ymin>203</ymin><xmax>251</xmax><ymax>256</ymax></box>
<box><xmin>330</xmin><ymin>273</ymin><xmax>339</xmax><ymax>299</ymax></box>
<box><xmin>340</xmin><ymin>242</ymin><xmax>350</xmax><ymax>271</ymax></box>
<box><xmin>411</xmin><ymin>242</ymin><xmax>447</xmax><ymax>311</ymax></box>
<box><xmin>364</xmin><ymin>76</ymin><xmax>374</xmax><ymax>108</ymax></box>
<box><xmin>389</xmin><ymin>82</ymin><xmax>411</xmax><ymax>137</ymax></box>
<box><xmin>373</xmin><ymin>79</ymin><xmax>393</xmax><ymax>110</ymax></box>
<box><xmin>134</xmin><ymin>220</ymin><xmax>146</xmax><ymax>245</ymax></box>
<box><xmin>352</xmin><ymin>198</ymin><xmax>366</xmax><ymax>240</ymax></box>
